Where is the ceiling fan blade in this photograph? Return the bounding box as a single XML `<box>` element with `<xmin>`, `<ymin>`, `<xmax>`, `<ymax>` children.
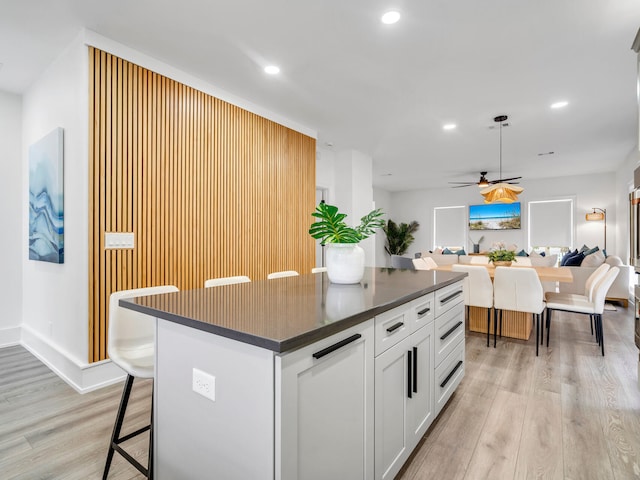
<box><xmin>448</xmin><ymin>181</ymin><xmax>476</xmax><ymax>185</ymax></box>
<box><xmin>490</xmin><ymin>176</ymin><xmax>522</xmax><ymax>183</ymax></box>
<box><xmin>450</xmin><ymin>184</ymin><xmax>473</xmax><ymax>188</ymax></box>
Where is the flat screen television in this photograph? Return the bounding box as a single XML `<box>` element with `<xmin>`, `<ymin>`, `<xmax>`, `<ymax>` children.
<box><xmin>469</xmin><ymin>202</ymin><xmax>521</xmax><ymax>230</ymax></box>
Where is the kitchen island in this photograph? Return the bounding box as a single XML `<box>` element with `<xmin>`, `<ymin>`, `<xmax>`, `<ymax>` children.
<box><xmin>122</xmin><ymin>267</ymin><xmax>466</xmax><ymax>480</ymax></box>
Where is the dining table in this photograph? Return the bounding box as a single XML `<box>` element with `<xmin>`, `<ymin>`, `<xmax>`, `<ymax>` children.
<box><xmin>433</xmin><ymin>264</ymin><xmax>573</xmax><ymax>340</ymax></box>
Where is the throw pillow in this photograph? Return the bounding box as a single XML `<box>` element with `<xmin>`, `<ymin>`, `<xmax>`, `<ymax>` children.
<box><xmin>433</xmin><ymin>248</ymin><xmax>443</xmax><ymax>254</ymax></box>
<box><xmin>582</xmin><ymin>250</ymin><xmax>605</xmax><ymax>267</ymax></box>
<box><xmin>560</xmin><ymin>249</ymin><xmax>578</xmax><ymax>266</ymax></box>
<box><xmin>529</xmin><ymin>250</ymin><xmax>542</xmax><ymax>258</ymax></box>
<box><xmin>456</xmin><ymin>249</ymin><xmax>466</xmax><ymax>255</ymax></box>
<box><xmin>579</xmin><ymin>244</ymin><xmax>590</xmax><ymax>254</ymax></box>
<box><xmin>564</xmin><ymin>252</ymin><xmax>585</xmax><ymax>266</ymax></box>
<box><xmin>442</xmin><ymin>248</ymin><xmax>454</xmax><ymax>254</ymax></box>
<box><xmin>516</xmin><ymin>249</ymin><xmax>528</xmax><ymax>257</ymax></box>
<box><xmin>584</xmin><ymin>246</ymin><xmax>600</xmax><ymax>256</ymax></box>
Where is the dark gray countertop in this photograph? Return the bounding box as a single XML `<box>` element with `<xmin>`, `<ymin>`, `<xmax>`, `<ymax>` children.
<box><xmin>120</xmin><ymin>267</ymin><xmax>465</xmax><ymax>353</ymax></box>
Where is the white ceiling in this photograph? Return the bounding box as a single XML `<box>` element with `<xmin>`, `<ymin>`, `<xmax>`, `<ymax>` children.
<box><xmin>2</xmin><ymin>0</ymin><xmax>639</xmax><ymax>191</ymax></box>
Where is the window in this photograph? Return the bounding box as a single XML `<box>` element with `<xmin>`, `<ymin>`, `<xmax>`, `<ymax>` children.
<box><xmin>528</xmin><ymin>199</ymin><xmax>574</xmax><ymax>258</ymax></box>
<box><xmin>434</xmin><ymin>206</ymin><xmax>466</xmax><ymax>250</ymax></box>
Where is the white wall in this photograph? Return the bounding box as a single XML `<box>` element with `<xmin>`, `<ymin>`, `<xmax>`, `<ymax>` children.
<box><xmin>373</xmin><ymin>188</ymin><xmax>392</xmax><ymax>267</ymax></box>
<box><xmin>389</xmin><ymin>172</ymin><xmax>620</xmax><ymax>258</ymax></box>
<box><xmin>0</xmin><ymin>91</ymin><xmax>23</xmax><ymax>346</ymax></box>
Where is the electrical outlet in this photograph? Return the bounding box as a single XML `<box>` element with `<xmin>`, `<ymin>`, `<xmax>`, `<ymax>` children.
<box><xmin>192</xmin><ymin>368</ymin><xmax>216</xmax><ymax>401</ymax></box>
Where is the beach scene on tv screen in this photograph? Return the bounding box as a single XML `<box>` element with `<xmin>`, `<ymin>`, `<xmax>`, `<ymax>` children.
<box><xmin>469</xmin><ymin>203</ymin><xmax>521</xmax><ymax>230</ymax></box>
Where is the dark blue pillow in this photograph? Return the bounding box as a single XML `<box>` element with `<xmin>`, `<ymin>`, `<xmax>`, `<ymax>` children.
<box><xmin>560</xmin><ymin>249</ymin><xmax>578</xmax><ymax>266</ymax></box>
<box><xmin>564</xmin><ymin>252</ymin><xmax>585</xmax><ymax>266</ymax></box>
<box><xmin>540</xmin><ymin>251</ymin><xmax>546</xmax><ymax>257</ymax></box>
<box><xmin>442</xmin><ymin>248</ymin><xmax>454</xmax><ymax>254</ymax></box>
<box><xmin>516</xmin><ymin>249</ymin><xmax>528</xmax><ymax>257</ymax></box>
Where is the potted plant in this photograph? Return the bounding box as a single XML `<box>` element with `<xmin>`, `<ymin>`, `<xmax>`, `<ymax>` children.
<box><xmin>487</xmin><ymin>248</ymin><xmax>515</xmax><ymax>266</ymax></box>
<box><xmin>309</xmin><ymin>202</ymin><xmax>384</xmax><ymax>283</ymax></box>
<box><xmin>383</xmin><ymin>219</ymin><xmax>420</xmax><ymax>256</ymax></box>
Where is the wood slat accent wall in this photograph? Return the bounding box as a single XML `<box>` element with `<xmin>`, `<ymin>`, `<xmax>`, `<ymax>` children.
<box><xmin>88</xmin><ymin>47</ymin><xmax>316</xmax><ymax>362</ymax></box>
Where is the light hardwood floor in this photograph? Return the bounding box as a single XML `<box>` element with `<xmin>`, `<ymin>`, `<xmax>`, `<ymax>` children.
<box><xmin>1</xmin><ymin>304</ymin><xmax>639</xmax><ymax>479</ymax></box>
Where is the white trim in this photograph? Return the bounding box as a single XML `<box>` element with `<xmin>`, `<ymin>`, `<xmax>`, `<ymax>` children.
<box><xmin>81</xmin><ymin>29</ymin><xmax>317</xmax><ymax>139</ymax></box>
<box><xmin>20</xmin><ymin>324</ymin><xmax>125</xmax><ymax>393</ymax></box>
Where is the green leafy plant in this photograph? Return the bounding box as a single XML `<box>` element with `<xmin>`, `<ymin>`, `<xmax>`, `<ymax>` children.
<box><xmin>383</xmin><ymin>219</ymin><xmax>420</xmax><ymax>256</ymax></box>
<box><xmin>309</xmin><ymin>202</ymin><xmax>385</xmax><ymax>244</ymax></box>
<box><xmin>487</xmin><ymin>249</ymin><xmax>515</xmax><ymax>262</ymax></box>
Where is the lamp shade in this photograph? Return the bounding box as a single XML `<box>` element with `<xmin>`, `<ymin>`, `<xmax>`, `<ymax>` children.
<box><xmin>585</xmin><ymin>211</ymin><xmax>605</xmax><ymax>221</ymax></box>
<box><xmin>480</xmin><ymin>183</ymin><xmax>524</xmax><ymax>204</ymax></box>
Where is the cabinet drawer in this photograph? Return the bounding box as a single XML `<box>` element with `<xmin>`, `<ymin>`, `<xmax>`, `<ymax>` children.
<box><xmin>434</xmin><ymin>281</ymin><xmax>464</xmax><ymax>317</ymax></box>
<box><xmin>434</xmin><ymin>339</ymin><xmax>464</xmax><ymax>416</ymax></box>
<box><xmin>375</xmin><ymin>305</ymin><xmax>411</xmax><ymax>356</ymax></box>
<box><xmin>434</xmin><ymin>302</ymin><xmax>465</xmax><ymax>366</ymax></box>
<box><xmin>407</xmin><ymin>293</ymin><xmax>435</xmax><ymax>333</ymax></box>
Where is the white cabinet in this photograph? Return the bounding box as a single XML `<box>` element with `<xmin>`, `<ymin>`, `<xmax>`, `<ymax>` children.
<box><xmin>374</xmin><ymin>294</ymin><xmax>436</xmax><ymax>480</ymax></box>
<box><xmin>276</xmin><ymin>321</ymin><xmax>374</xmax><ymax>480</ymax></box>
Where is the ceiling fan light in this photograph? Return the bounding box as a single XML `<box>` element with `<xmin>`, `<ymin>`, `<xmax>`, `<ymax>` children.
<box><xmin>480</xmin><ymin>183</ymin><xmax>523</xmax><ymax>204</ymax></box>
<box><xmin>477</xmin><ymin>179</ymin><xmax>489</xmax><ymax>187</ymax></box>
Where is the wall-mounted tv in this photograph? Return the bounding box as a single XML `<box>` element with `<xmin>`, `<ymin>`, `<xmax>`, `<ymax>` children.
<box><xmin>469</xmin><ymin>202</ymin><xmax>521</xmax><ymax>230</ymax></box>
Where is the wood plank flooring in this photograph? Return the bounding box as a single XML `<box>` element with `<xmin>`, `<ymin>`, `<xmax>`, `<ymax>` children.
<box><xmin>0</xmin><ymin>303</ymin><xmax>639</xmax><ymax>479</ymax></box>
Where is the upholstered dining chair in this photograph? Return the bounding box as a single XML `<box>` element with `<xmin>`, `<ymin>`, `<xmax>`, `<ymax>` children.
<box><xmin>545</xmin><ymin>267</ymin><xmax>619</xmax><ymax>356</ymax></box>
<box><xmin>311</xmin><ymin>267</ymin><xmax>328</xmax><ymax>273</ymax></box>
<box><xmin>412</xmin><ymin>257</ymin><xmax>438</xmax><ymax>270</ymax></box>
<box><xmin>452</xmin><ymin>264</ymin><xmax>494</xmax><ymax>347</ymax></box>
<box><xmin>512</xmin><ymin>257</ymin><xmax>532</xmax><ymax>266</ymax></box>
<box><xmin>544</xmin><ymin>263</ymin><xmax>609</xmax><ymax>336</ymax></box>
<box><xmin>267</xmin><ymin>270</ymin><xmax>299</xmax><ymax>279</ymax></box>
<box><xmin>493</xmin><ymin>267</ymin><xmax>546</xmax><ymax>354</ymax></box>
<box><xmin>470</xmin><ymin>256</ymin><xmax>490</xmax><ymax>265</ymax></box>
<box><xmin>104</xmin><ymin>285</ymin><xmax>179</xmax><ymax>480</ymax></box>
<box><xmin>204</xmin><ymin>275</ymin><xmax>251</xmax><ymax>288</ymax></box>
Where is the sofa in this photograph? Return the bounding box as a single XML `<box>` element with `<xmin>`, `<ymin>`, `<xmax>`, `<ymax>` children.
<box><xmin>413</xmin><ymin>251</ymin><xmax>631</xmax><ymax>305</ymax></box>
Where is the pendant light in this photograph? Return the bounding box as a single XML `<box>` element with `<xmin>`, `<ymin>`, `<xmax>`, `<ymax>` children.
<box><xmin>480</xmin><ymin>115</ymin><xmax>524</xmax><ymax>203</ymax></box>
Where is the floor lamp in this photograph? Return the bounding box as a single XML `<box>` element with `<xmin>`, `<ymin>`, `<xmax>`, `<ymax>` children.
<box><xmin>585</xmin><ymin>207</ymin><xmax>606</xmax><ymax>251</ymax></box>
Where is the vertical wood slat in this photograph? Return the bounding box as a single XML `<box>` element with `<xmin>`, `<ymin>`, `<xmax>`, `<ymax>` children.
<box><xmin>88</xmin><ymin>48</ymin><xmax>316</xmax><ymax>362</ymax></box>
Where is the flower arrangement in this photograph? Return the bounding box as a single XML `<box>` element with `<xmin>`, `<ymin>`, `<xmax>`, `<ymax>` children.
<box><xmin>487</xmin><ymin>249</ymin><xmax>515</xmax><ymax>263</ymax></box>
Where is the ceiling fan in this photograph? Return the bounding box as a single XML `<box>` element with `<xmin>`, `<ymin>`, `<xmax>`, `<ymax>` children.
<box><xmin>448</xmin><ymin>115</ymin><xmax>522</xmax><ymax>188</ymax></box>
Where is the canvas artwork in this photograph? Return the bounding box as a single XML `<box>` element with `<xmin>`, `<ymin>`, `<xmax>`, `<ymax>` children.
<box><xmin>29</xmin><ymin>127</ymin><xmax>64</xmax><ymax>263</ymax></box>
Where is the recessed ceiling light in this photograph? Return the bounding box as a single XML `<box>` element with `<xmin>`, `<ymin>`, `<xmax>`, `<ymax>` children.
<box><xmin>381</xmin><ymin>11</ymin><xmax>400</xmax><ymax>24</ymax></box>
<box><xmin>551</xmin><ymin>101</ymin><xmax>568</xmax><ymax>109</ymax></box>
<box><xmin>264</xmin><ymin>65</ymin><xmax>280</xmax><ymax>75</ymax></box>
<box><xmin>443</xmin><ymin>124</ymin><xmax>457</xmax><ymax>131</ymax></box>
<box><xmin>380</xmin><ymin>173</ymin><xmax>393</xmax><ymax>176</ymax></box>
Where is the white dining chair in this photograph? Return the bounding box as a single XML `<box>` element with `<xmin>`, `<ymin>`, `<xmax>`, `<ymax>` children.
<box><xmin>204</xmin><ymin>275</ymin><xmax>251</xmax><ymax>288</ymax></box>
<box><xmin>545</xmin><ymin>267</ymin><xmax>619</xmax><ymax>356</ymax></box>
<box><xmin>545</xmin><ymin>263</ymin><xmax>609</xmax><ymax>336</ymax></box>
<box><xmin>493</xmin><ymin>267</ymin><xmax>546</xmax><ymax>354</ymax></box>
<box><xmin>512</xmin><ymin>257</ymin><xmax>532</xmax><ymax>267</ymax></box>
<box><xmin>311</xmin><ymin>267</ymin><xmax>327</xmax><ymax>273</ymax></box>
<box><xmin>412</xmin><ymin>257</ymin><xmax>438</xmax><ymax>270</ymax></box>
<box><xmin>452</xmin><ymin>264</ymin><xmax>494</xmax><ymax>347</ymax></box>
<box><xmin>470</xmin><ymin>256</ymin><xmax>490</xmax><ymax>265</ymax></box>
<box><xmin>104</xmin><ymin>285</ymin><xmax>179</xmax><ymax>479</ymax></box>
<box><xmin>267</xmin><ymin>270</ymin><xmax>299</xmax><ymax>279</ymax></box>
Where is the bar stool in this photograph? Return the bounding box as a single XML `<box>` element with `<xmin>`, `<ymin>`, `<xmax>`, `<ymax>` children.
<box><xmin>204</xmin><ymin>275</ymin><xmax>251</xmax><ymax>288</ymax></box>
<box><xmin>103</xmin><ymin>285</ymin><xmax>178</xmax><ymax>480</ymax></box>
<box><xmin>267</xmin><ymin>270</ymin><xmax>299</xmax><ymax>279</ymax></box>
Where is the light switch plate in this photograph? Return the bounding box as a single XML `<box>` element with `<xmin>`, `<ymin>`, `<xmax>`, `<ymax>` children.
<box><xmin>105</xmin><ymin>232</ymin><xmax>135</xmax><ymax>249</ymax></box>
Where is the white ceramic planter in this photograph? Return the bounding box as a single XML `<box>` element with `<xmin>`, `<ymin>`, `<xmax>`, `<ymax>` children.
<box><xmin>325</xmin><ymin>243</ymin><xmax>365</xmax><ymax>284</ymax></box>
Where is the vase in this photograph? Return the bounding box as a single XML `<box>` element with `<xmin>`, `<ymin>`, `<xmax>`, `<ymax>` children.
<box><xmin>325</xmin><ymin>243</ymin><xmax>365</xmax><ymax>284</ymax></box>
<box><xmin>493</xmin><ymin>260</ymin><xmax>512</xmax><ymax>267</ymax></box>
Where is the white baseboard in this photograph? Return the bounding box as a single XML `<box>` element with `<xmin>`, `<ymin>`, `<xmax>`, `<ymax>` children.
<box><xmin>0</xmin><ymin>326</ymin><xmax>21</xmax><ymax>347</ymax></box>
<box><xmin>19</xmin><ymin>324</ymin><xmax>125</xmax><ymax>393</ymax></box>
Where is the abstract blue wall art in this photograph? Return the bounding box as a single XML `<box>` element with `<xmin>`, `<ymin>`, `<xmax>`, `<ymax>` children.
<box><xmin>29</xmin><ymin>128</ymin><xmax>64</xmax><ymax>263</ymax></box>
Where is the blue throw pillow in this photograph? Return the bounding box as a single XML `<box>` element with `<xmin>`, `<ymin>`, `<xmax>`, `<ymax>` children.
<box><xmin>442</xmin><ymin>248</ymin><xmax>454</xmax><ymax>254</ymax></box>
<box><xmin>584</xmin><ymin>246</ymin><xmax>599</xmax><ymax>256</ymax></box>
<box><xmin>456</xmin><ymin>249</ymin><xmax>466</xmax><ymax>255</ymax></box>
<box><xmin>540</xmin><ymin>252</ymin><xmax>546</xmax><ymax>257</ymax></box>
<box><xmin>564</xmin><ymin>252</ymin><xmax>585</xmax><ymax>266</ymax></box>
<box><xmin>560</xmin><ymin>249</ymin><xmax>578</xmax><ymax>266</ymax></box>
<box><xmin>516</xmin><ymin>249</ymin><xmax>528</xmax><ymax>257</ymax></box>
<box><xmin>579</xmin><ymin>244</ymin><xmax>590</xmax><ymax>254</ymax></box>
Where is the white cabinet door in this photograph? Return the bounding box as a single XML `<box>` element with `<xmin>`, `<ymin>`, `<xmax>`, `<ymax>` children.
<box><xmin>276</xmin><ymin>321</ymin><xmax>374</xmax><ymax>480</ymax></box>
<box><xmin>406</xmin><ymin>322</ymin><xmax>435</xmax><ymax>445</ymax></box>
<box><xmin>374</xmin><ymin>335</ymin><xmax>412</xmax><ymax>480</ymax></box>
